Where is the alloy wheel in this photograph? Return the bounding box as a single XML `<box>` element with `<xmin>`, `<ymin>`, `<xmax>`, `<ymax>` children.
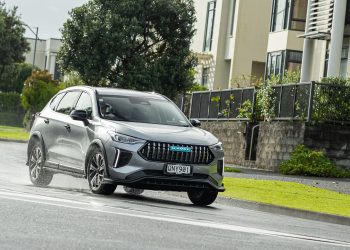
<box><xmin>29</xmin><ymin>147</ymin><xmax>42</xmax><ymax>181</ymax></box>
<box><xmin>89</xmin><ymin>153</ymin><xmax>105</xmax><ymax>191</ymax></box>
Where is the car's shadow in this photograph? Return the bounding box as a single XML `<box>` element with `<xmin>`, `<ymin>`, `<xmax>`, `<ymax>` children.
<box><xmin>29</xmin><ymin>184</ymin><xmax>219</xmax><ymax>211</ymax></box>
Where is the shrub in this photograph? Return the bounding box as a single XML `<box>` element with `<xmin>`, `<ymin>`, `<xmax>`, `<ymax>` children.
<box><xmin>0</xmin><ymin>92</ymin><xmax>23</xmax><ymax>112</ymax></box>
<box><xmin>21</xmin><ymin>70</ymin><xmax>62</xmax><ymax>129</ymax></box>
<box><xmin>280</xmin><ymin>145</ymin><xmax>350</xmax><ymax>178</ymax></box>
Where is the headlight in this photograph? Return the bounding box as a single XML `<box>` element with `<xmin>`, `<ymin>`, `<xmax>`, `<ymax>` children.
<box><xmin>107</xmin><ymin>131</ymin><xmax>145</xmax><ymax>144</ymax></box>
<box><xmin>211</xmin><ymin>142</ymin><xmax>223</xmax><ymax>151</ymax></box>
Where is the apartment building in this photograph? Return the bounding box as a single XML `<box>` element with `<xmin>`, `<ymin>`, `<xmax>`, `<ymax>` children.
<box><xmin>25</xmin><ymin>38</ymin><xmax>63</xmax><ymax>80</ymax></box>
<box><xmin>193</xmin><ymin>0</ymin><xmax>350</xmax><ymax>90</ymax></box>
<box><xmin>265</xmin><ymin>0</ymin><xmax>306</xmax><ymax>78</ymax></box>
<box><xmin>301</xmin><ymin>0</ymin><xmax>350</xmax><ymax>81</ymax></box>
<box><xmin>191</xmin><ymin>0</ymin><xmax>273</xmax><ymax>90</ymax></box>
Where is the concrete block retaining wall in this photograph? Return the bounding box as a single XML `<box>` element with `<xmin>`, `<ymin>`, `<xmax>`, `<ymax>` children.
<box><xmin>201</xmin><ymin>121</ymin><xmax>350</xmax><ymax>172</ymax></box>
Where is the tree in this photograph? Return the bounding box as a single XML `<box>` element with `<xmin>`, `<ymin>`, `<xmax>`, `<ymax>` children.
<box><xmin>58</xmin><ymin>0</ymin><xmax>197</xmax><ymax>99</ymax></box>
<box><xmin>0</xmin><ymin>1</ymin><xmax>29</xmax><ymax>79</ymax></box>
<box><xmin>0</xmin><ymin>63</ymin><xmax>33</xmax><ymax>93</ymax></box>
<box><xmin>21</xmin><ymin>70</ymin><xmax>62</xmax><ymax>129</ymax></box>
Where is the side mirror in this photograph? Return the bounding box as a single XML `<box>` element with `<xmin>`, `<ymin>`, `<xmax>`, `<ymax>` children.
<box><xmin>70</xmin><ymin>110</ymin><xmax>89</xmax><ymax>125</ymax></box>
<box><xmin>190</xmin><ymin>119</ymin><xmax>201</xmax><ymax>127</ymax></box>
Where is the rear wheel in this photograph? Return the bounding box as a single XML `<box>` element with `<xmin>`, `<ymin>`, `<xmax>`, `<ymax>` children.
<box><xmin>28</xmin><ymin>139</ymin><xmax>53</xmax><ymax>187</ymax></box>
<box><xmin>187</xmin><ymin>189</ymin><xmax>218</xmax><ymax>206</ymax></box>
<box><xmin>87</xmin><ymin>147</ymin><xmax>116</xmax><ymax>195</ymax></box>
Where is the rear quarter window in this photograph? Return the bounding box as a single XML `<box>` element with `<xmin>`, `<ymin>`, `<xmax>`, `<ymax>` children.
<box><xmin>49</xmin><ymin>93</ymin><xmax>65</xmax><ymax>110</ymax></box>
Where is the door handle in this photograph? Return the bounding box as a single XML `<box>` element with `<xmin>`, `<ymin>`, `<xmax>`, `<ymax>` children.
<box><xmin>64</xmin><ymin>124</ymin><xmax>71</xmax><ymax>131</ymax></box>
<box><xmin>44</xmin><ymin>119</ymin><xmax>49</xmax><ymax>124</ymax></box>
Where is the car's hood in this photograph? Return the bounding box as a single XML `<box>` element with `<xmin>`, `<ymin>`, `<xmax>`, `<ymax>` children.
<box><xmin>102</xmin><ymin>120</ymin><xmax>218</xmax><ymax>145</ymax></box>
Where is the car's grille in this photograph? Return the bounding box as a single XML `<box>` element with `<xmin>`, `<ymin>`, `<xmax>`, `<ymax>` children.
<box><xmin>139</xmin><ymin>141</ymin><xmax>214</xmax><ymax>164</ymax></box>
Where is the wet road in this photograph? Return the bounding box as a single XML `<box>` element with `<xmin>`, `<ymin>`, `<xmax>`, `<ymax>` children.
<box><xmin>0</xmin><ymin>141</ymin><xmax>349</xmax><ymax>250</ymax></box>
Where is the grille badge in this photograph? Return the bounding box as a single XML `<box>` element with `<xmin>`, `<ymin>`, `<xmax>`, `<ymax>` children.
<box><xmin>169</xmin><ymin>146</ymin><xmax>192</xmax><ymax>153</ymax></box>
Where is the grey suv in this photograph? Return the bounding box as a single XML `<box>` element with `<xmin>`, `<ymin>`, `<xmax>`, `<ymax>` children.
<box><xmin>27</xmin><ymin>86</ymin><xmax>225</xmax><ymax>206</ymax></box>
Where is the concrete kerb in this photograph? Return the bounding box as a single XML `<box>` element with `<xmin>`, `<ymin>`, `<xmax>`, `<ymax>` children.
<box><xmin>215</xmin><ymin>195</ymin><xmax>350</xmax><ymax>226</ymax></box>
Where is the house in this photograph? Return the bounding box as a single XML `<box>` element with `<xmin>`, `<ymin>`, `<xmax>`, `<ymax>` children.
<box><xmin>25</xmin><ymin>38</ymin><xmax>63</xmax><ymax>80</ymax></box>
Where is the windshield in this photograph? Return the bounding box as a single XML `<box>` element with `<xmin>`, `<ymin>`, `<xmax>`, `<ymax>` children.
<box><xmin>97</xmin><ymin>95</ymin><xmax>190</xmax><ymax>127</ymax></box>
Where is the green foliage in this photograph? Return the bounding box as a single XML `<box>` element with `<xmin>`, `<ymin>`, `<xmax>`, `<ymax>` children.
<box><xmin>0</xmin><ymin>92</ymin><xmax>23</xmax><ymax>112</ymax></box>
<box><xmin>0</xmin><ymin>63</ymin><xmax>33</xmax><ymax>93</ymax></box>
<box><xmin>58</xmin><ymin>0</ymin><xmax>197</xmax><ymax>99</ymax></box>
<box><xmin>280</xmin><ymin>145</ymin><xmax>350</xmax><ymax>178</ymax></box>
<box><xmin>0</xmin><ymin>2</ymin><xmax>29</xmax><ymax>79</ymax></box>
<box><xmin>312</xmin><ymin>77</ymin><xmax>350</xmax><ymax>123</ymax></box>
<box><xmin>267</xmin><ymin>70</ymin><xmax>301</xmax><ymax>85</ymax></box>
<box><xmin>256</xmin><ymin>82</ymin><xmax>276</xmax><ymax>121</ymax></box>
<box><xmin>188</xmin><ymin>84</ymin><xmax>208</xmax><ymax>92</ymax></box>
<box><xmin>61</xmin><ymin>71</ymin><xmax>84</xmax><ymax>88</ymax></box>
<box><xmin>21</xmin><ymin>70</ymin><xmax>62</xmax><ymax>128</ymax></box>
<box><xmin>237</xmin><ymin>100</ymin><xmax>252</xmax><ymax>119</ymax></box>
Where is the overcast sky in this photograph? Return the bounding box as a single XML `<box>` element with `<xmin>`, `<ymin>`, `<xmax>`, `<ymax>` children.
<box><xmin>5</xmin><ymin>0</ymin><xmax>89</xmax><ymax>39</ymax></box>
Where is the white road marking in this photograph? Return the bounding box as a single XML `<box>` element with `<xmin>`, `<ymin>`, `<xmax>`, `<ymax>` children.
<box><xmin>0</xmin><ymin>190</ymin><xmax>349</xmax><ymax>248</ymax></box>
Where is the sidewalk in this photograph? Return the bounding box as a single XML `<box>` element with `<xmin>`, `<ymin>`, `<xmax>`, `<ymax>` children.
<box><xmin>225</xmin><ymin>166</ymin><xmax>350</xmax><ymax>195</ymax></box>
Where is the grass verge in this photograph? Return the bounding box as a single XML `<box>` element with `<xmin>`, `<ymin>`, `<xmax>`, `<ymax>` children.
<box><xmin>0</xmin><ymin>126</ymin><xmax>29</xmax><ymax>141</ymax></box>
<box><xmin>220</xmin><ymin>177</ymin><xmax>350</xmax><ymax>217</ymax></box>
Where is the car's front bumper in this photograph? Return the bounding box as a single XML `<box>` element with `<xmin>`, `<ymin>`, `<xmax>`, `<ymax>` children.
<box><xmin>103</xmin><ymin>140</ymin><xmax>225</xmax><ymax>192</ymax></box>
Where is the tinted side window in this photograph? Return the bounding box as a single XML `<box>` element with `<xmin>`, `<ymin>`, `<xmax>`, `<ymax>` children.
<box><xmin>75</xmin><ymin>92</ymin><xmax>93</xmax><ymax>119</ymax></box>
<box><xmin>50</xmin><ymin>93</ymin><xmax>65</xmax><ymax>110</ymax></box>
<box><xmin>56</xmin><ymin>91</ymin><xmax>81</xmax><ymax>115</ymax></box>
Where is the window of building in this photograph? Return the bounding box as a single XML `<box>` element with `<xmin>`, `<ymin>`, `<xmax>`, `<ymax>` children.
<box><xmin>203</xmin><ymin>1</ymin><xmax>216</xmax><ymax>52</ymax></box>
<box><xmin>285</xmin><ymin>50</ymin><xmax>302</xmax><ymax>72</ymax></box>
<box><xmin>56</xmin><ymin>91</ymin><xmax>81</xmax><ymax>115</ymax></box>
<box><xmin>267</xmin><ymin>51</ymin><xmax>285</xmax><ymax>76</ymax></box>
<box><xmin>202</xmin><ymin>67</ymin><xmax>210</xmax><ymax>87</ymax></box>
<box><xmin>270</xmin><ymin>0</ymin><xmax>307</xmax><ymax>32</ymax></box>
<box><xmin>75</xmin><ymin>92</ymin><xmax>93</xmax><ymax>119</ymax></box>
<box><xmin>229</xmin><ymin>0</ymin><xmax>236</xmax><ymax>36</ymax></box>
<box><xmin>324</xmin><ymin>47</ymin><xmax>349</xmax><ymax>77</ymax></box>
<box><xmin>271</xmin><ymin>0</ymin><xmax>288</xmax><ymax>32</ymax></box>
<box><xmin>290</xmin><ymin>0</ymin><xmax>307</xmax><ymax>31</ymax></box>
<box><xmin>266</xmin><ymin>50</ymin><xmax>302</xmax><ymax>78</ymax></box>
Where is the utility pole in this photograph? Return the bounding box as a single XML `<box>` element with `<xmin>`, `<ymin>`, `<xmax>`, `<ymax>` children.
<box><xmin>23</xmin><ymin>23</ymin><xmax>39</xmax><ymax>70</ymax></box>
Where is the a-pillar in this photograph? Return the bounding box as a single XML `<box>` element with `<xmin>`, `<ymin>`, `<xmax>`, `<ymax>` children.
<box><xmin>327</xmin><ymin>0</ymin><xmax>347</xmax><ymax>77</ymax></box>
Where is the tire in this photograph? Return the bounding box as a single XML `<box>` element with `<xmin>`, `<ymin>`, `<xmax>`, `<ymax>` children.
<box><xmin>87</xmin><ymin>146</ymin><xmax>116</xmax><ymax>195</ymax></box>
<box><xmin>28</xmin><ymin>139</ymin><xmax>53</xmax><ymax>187</ymax></box>
<box><xmin>187</xmin><ymin>189</ymin><xmax>218</xmax><ymax>206</ymax></box>
<box><xmin>123</xmin><ymin>186</ymin><xmax>144</xmax><ymax>195</ymax></box>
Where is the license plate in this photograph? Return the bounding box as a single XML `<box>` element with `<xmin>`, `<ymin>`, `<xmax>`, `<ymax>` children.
<box><xmin>165</xmin><ymin>164</ymin><xmax>192</xmax><ymax>175</ymax></box>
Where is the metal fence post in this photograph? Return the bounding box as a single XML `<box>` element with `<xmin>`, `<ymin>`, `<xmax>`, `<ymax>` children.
<box><xmin>307</xmin><ymin>81</ymin><xmax>315</xmax><ymax>122</ymax></box>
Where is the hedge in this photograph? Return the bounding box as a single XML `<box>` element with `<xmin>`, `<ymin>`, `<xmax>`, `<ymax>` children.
<box><xmin>0</xmin><ymin>92</ymin><xmax>24</xmax><ymax>113</ymax></box>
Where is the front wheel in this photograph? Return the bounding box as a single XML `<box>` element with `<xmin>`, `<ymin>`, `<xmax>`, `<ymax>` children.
<box><xmin>87</xmin><ymin>147</ymin><xmax>116</xmax><ymax>195</ymax></box>
<box><xmin>187</xmin><ymin>189</ymin><xmax>218</xmax><ymax>206</ymax></box>
<box><xmin>28</xmin><ymin>140</ymin><xmax>53</xmax><ymax>187</ymax></box>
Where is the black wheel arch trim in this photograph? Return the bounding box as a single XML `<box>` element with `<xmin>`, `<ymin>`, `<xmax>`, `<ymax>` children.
<box><xmin>27</xmin><ymin>132</ymin><xmax>46</xmax><ymax>166</ymax></box>
<box><xmin>85</xmin><ymin>139</ymin><xmax>110</xmax><ymax>179</ymax></box>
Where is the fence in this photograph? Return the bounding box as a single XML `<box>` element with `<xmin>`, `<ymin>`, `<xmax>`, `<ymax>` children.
<box><xmin>188</xmin><ymin>87</ymin><xmax>255</xmax><ymax>121</ymax></box>
<box><xmin>177</xmin><ymin>82</ymin><xmax>350</xmax><ymax>123</ymax></box>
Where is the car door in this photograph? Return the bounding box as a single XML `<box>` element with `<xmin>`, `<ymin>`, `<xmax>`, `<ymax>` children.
<box><xmin>49</xmin><ymin>91</ymin><xmax>82</xmax><ymax>170</ymax></box>
<box><xmin>39</xmin><ymin>92</ymin><xmax>66</xmax><ymax>166</ymax></box>
<box><xmin>59</xmin><ymin>91</ymin><xmax>94</xmax><ymax>171</ymax></box>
